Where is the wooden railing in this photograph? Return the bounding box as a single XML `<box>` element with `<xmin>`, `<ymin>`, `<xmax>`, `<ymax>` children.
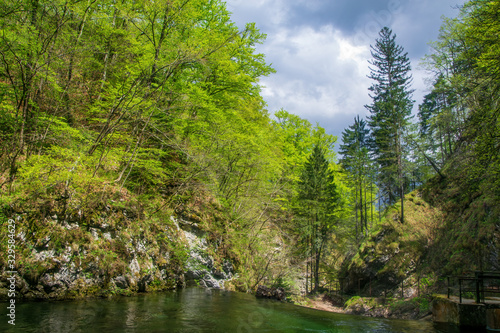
<box><xmin>447</xmin><ymin>271</ymin><xmax>500</xmax><ymax>304</ymax></box>
<box><xmin>325</xmin><ymin>276</ymin><xmax>411</xmax><ymax>299</ymax></box>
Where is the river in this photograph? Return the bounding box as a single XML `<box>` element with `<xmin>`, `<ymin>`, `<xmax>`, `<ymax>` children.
<box><xmin>1</xmin><ymin>288</ymin><xmax>473</xmax><ymax>332</ymax></box>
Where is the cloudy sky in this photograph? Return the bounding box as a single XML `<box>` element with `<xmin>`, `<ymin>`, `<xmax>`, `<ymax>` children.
<box><xmin>224</xmin><ymin>0</ymin><xmax>465</xmax><ymax>146</ymax></box>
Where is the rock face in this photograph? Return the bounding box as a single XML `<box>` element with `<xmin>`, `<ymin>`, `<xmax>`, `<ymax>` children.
<box><xmin>114</xmin><ymin>276</ymin><xmax>129</xmax><ymax>289</ymax></box>
<box><xmin>255</xmin><ymin>285</ymin><xmax>286</xmax><ymax>301</ymax></box>
<box><xmin>174</xmin><ymin>217</ymin><xmax>233</xmax><ymax>289</ymax></box>
<box><xmin>0</xmin><ymin>214</ymin><xmax>233</xmax><ymax>300</ymax></box>
<box><xmin>342</xmin><ymin>224</ymin><xmax>420</xmax><ymax>298</ymax></box>
<box><xmin>0</xmin><ymin>241</ymin><xmax>177</xmax><ymax>300</ymax></box>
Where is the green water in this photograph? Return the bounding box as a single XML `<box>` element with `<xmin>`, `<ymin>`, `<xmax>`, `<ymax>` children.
<box><xmin>1</xmin><ymin>288</ymin><xmax>455</xmax><ymax>332</ymax></box>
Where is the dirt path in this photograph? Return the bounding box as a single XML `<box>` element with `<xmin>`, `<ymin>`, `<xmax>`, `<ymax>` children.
<box><xmin>295</xmin><ymin>294</ymin><xmax>432</xmax><ymax>321</ymax></box>
<box><xmin>298</xmin><ymin>293</ymin><xmax>346</xmax><ymax>314</ymax></box>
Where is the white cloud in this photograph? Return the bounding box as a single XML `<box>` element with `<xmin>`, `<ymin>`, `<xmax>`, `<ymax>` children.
<box><xmin>257</xmin><ymin>25</ymin><xmax>371</xmax><ymax>123</ymax></box>
<box><xmin>224</xmin><ymin>0</ymin><xmax>466</xmax><ymax>141</ymax></box>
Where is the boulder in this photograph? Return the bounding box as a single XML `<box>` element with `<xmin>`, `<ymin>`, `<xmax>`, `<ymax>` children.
<box><xmin>39</xmin><ymin>273</ymin><xmax>69</xmax><ymax>294</ymax></box>
<box><xmin>114</xmin><ymin>276</ymin><xmax>129</xmax><ymax>289</ymax></box>
<box><xmin>202</xmin><ymin>274</ymin><xmax>221</xmax><ymax>289</ymax></box>
<box><xmin>255</xmin><ymin>285</ymin><xmax>286</xmax><ymax>301</ymax></box>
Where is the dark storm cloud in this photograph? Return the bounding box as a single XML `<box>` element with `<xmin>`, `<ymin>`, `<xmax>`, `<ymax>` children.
<box><xmin>280</xmin><ymin>0</ymin><xmax>391</xmax><ymax>33</ymax></box>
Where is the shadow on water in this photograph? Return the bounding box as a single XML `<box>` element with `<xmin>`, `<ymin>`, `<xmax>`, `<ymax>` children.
<box><xmin>0</xmin><ymin>288</ymin><xmax>481</xmax><ymax>332</ymax></box>
<box><xmin>433</xmin><ymin>322</ymin><xmax>488</xmax><ymax>333</ymax></box>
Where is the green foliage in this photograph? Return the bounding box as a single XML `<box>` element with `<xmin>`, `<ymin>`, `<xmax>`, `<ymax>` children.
<box><xmin>344</xmin><ymin>295</ymin><xmax>363</xmax><ymax>308</ymax></box>
<box><xmin>0</xmin><ymin>0</ymin><xmax>293</xmax><ymax>298</ymax></box>
<box><xmin>295</xmin><ymin>145</ymin><xmax>340</xmax><ymax>292</ymax></box>
<box><xmin>340</xmin><ymin>0</ymin><xmax>500</xmax><ymax>308</ymax></box>
<box><xmin>4</xmin><ymin>0</ymin><xmax>496</xmax><ymax>305</ymax></box>
<box><xmin>340</xmin><ymin>116</ymin><xmax>378</xmax><ymax>240</ymax></box>
<box><xmin>418</xmin><ymin>0</ymin><xmax>500</xmax><ymax>273</ymax></box>
<box><xmin>366</xmin><ymin>27</ymin><xmax>414</xmax><ymax>222</ymax></box>
<box><xmin>417</xmin><ymin>76</ymin><xmax>461</xmax><ymax>168</ymax></box>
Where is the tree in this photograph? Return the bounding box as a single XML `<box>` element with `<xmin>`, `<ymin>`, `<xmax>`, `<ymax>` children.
<box><xmin>271</xmin><ymin>110</ymin><xmax>337</xmax><ymax>211</ymax></box>
<box><xmin>419</xmin><ymin>0</ymin><xmax>500</xmax><ymax>272</ymax></box>
<box><xmin>340</xmin><ymin>116</ymin><xmax>375</xmax><ymax>239</ymax></box>
<box><xmin>297</xmin><ymin>144</ymin><xmax>338</xmax><ymax>293</ymax></box>
<box><xmin>366</xmin><ymin>27</ymin><xmax>414</xmax><ymax>223</ymax></box>
<box><xmin>417</xmin><ymin>75</ymin><xmax>461</xmax><ymax>170</ymax></box>
<box><xmin>0</xmin><ymin>0</ymin><xmax>301</xmax><ymax>293</ymax></box>
<box><xmin>424</xmin><ymin>0</ymin><xmax>500</xmax><ymax>191</ymax></box>
<box><xmin>460</xmin><ymin>0</ymin><xmax>500</xmax><ymax>193</ymax></box>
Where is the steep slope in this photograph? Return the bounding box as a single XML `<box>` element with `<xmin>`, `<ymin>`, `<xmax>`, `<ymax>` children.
<box><xmin>342</xmin><ymin>170</ymin><xmax>500</xmax><ymax>298</ymax></box>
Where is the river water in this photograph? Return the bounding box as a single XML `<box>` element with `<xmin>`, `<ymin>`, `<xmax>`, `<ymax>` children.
<box><xmin>1</xmin><ymin>288</ymin><xmax>468</xmax><ymax>332</ymax></box>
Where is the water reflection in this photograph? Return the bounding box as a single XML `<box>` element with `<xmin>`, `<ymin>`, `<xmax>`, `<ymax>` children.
<box><xmin>0</xmin><ymin>288</ymin><xmax>455</xmax><ymax>332</ymax></box>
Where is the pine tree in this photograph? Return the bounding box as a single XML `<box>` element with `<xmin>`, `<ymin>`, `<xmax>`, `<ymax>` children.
<box><xmin>366</xmin><ymin>27</ymin><xmax>414</xmax><ymax>223</ymax></box>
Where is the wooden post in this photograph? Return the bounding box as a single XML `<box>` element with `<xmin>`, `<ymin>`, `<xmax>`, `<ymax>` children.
<box><xmin>478</xmin><ymin>271</ymin><xmax>484</xmax><ymax>304</ymax></box>
<box><xmin>447</xmin><ymin>276</ymin><xmax>450</xmax><ymax>298</ymax></box>
<box><xmin>476</xmin><ymin>272</ymin><xmax>481</xmax><ymax>304</ymax></box>
<box><xmin>459</xmin><ymin>278</ymin><xmax>462</xmax><ymax>304</ymax></box>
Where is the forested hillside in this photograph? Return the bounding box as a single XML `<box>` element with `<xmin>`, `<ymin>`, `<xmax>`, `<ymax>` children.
<box><xmin>0</xmin><ymin>0</ymin><xmax>498</xmax><ymax>303</ymax></box>
<box><xmin>341</xmin><ymin>0</ymin><xmax>500</xmax><ymax>303</ymax></box>
<box><xmin>416</xmin><ymin>0</ymin><xmax>500</xmax><ymax>273</ymax></box>
<box><xmin>0</xmin><ymin>0</ymin><xmax>348</xmax><ymax>298</ymax></box>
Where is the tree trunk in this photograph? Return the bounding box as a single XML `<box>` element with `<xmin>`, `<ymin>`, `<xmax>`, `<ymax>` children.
<box><xmin>305</xmin><ymin>260</ymin><xmax>309</xmax><ymax>294</ymax></box>
<box><xmin>314</xmin><ymin>247</ymin><xmax>321</xmax><ymax>293</ymax></box>
<box><xmin>370</xmin><ymin>181</ymin><xmax>373</xmax><ymax>228</ymax></box>
<box><xmin>400</xmin><ymin>183</ymin><xmax>405</xmax><ymax>224</ymax></box>
<box><xmin>397</xmin><ymin>129</ymin><xmax>404</xmax><ymax>224</ymax></box>
<box><xmin>378</xmin><ymin>193</ymin><xmax>381</xmax><ymax>223</ymax></box>
<box><xmin>355</xmin><ymin>185</ymin><xmax>358</xmax><ymax>240</ymax></box>
<box><xmin>359</xmin><ymin>182</ymin><xmax>364</xmax><ymax>235</ymax></box>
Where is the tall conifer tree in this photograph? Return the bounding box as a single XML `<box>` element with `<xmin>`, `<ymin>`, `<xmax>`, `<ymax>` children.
<box><xmin>366</xmin><ymin>27</ymin><xmax>414</xmax><ymax>223</ymax></box>
<box><xmin>340</xmin><ymin>116</ymin><xmax>370</xmax><ymax>238</ymax></box>
<box><xmin>297</xmin><ymin>144</ymin><xmax>338</xmax><ymax>293</ymax></box>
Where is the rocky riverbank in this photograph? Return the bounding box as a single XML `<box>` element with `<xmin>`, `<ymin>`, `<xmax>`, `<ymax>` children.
<box><xmin>0</xmin><ymin>213</ymin><xmax>234</xmax><ymax>300</ymax></box>
<box><xmin>178</xmin><ymin>217</ymin><xmax>234</xmax><ymax>289</ymax></box>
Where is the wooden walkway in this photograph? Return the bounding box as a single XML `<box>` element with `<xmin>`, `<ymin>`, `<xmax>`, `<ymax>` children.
<box><xmin>433</xmin><ymin>294</ymin><xmax>500</xmax><ymax>329</ymax></box>
<box><xmin>447</xmin><ymin>271</ymin><xmax>500</xmax><ymax>304</ymax></box>
<box><xmin>435</xmin><ymin>272</ymin><xmax>500</xmax><ymax>330</ymax></box>
<box><xmin>446</xmin><ymin>295</ymin><xmax>500</xmax><ymax>305</ymax></box>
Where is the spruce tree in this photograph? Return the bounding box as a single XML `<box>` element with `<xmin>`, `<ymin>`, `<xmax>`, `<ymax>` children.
<box><xmin>366</xmin><ymin>27</ymin><xmax>414</xmax><ymax>223</ymax></box>
<box><xmin>340</xmin><ymin>116</ymin><xmax>370</xmax><ymax>238</ymax></box>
